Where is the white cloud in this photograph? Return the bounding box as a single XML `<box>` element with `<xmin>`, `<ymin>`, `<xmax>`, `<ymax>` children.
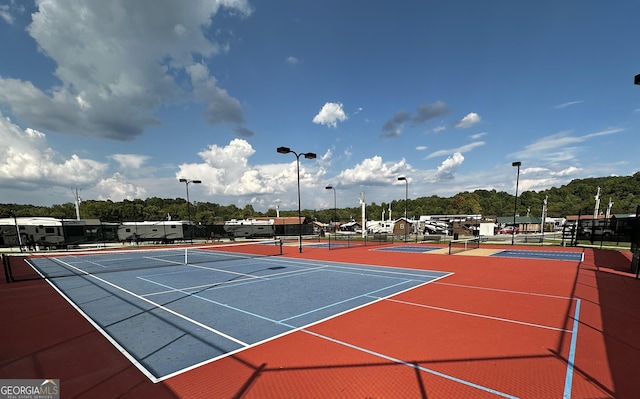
<box><xmin>416</xmin><ymin>146</ymin><xmax>428</xmax><ymax>151</ymax></box>
<box><xmin>432</xmin><ymin>152</ymin><xmax>464</xmax><ymax>181</ymax></box>
<box><xmin>312</xmin><ymin>102</ymin><xmax>348</xmax><ymax>128</ymax></box>
<box><xmin>174</xmin><ymin>138</ymin><xmax>324</xmax><ymax>204</ymax></box>
<box><xmin>109</xmin><ymin>154</ymin><xmax>150</xmax><ymax>170</ymax></box>
<box><xmin>552</xmin><ymin>166</ymin><xmax>581</xmax><ymax>176</ymax></box>
<box><xmin>454</xmin><ymin>112</ymin><xmax>481</xmax><ymax>128</ymax></box>
<box><xmin>335</xmin><ymin>156</ymin><xmax>409</xmax><ymax>186</ymax></box>
<box><xmin>0</xmin><ymin>1</ymin><xmax>252</xmax><ymax>140</ymax></box>
<box><xmin>0</xmin><ymin>112</ymin><xmax>107</xmax><ymax>185</ymax></box>
<box><xmin>433</xmin><ymin>125</ymin><xmax>445</xmax><ymax>133</ymax></box>
<box><xmin>470</xmin><ymin>132</ymin><xmax>487</xmax><ymax>139</ymax></box>
<box><xmin>555</xmin><ymin>100</ymin><xmax>583</xmax><ymax>109</ymax></box>
<box><xmin>510</xmin><ymin>128</ymin><xmax>624</xmax><ymax>162</ymax></box>
<box><xmin>285</xmin><ymin>56</ymin><xmax>299</xmax><ymax>64</ymax></box>
<box><xmin>0</xmin><ymin>1</ymin><xmax>24</xmax><ymax>25</ymax></box>
<box><xmin>95</xmin><ymin>173</ymin><xmax>147</xmax><ymax>201</ymax></box>
<box><xmin>426</xmin><ymin>141</ymin><xmax>485</xmax><ymax>159</ymax></box>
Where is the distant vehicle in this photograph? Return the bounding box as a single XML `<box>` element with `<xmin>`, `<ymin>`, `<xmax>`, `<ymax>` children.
<box><xmin>497</xmin><ymin>226</ymin><xmax>519</xmax><ymax>235</ymax></box>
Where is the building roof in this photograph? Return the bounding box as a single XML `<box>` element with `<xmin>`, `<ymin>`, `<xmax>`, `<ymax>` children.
<box><xmin>254</xmin><ymin>216</ymin><xmax>307</xmax><ymax>225</ymax></box>
<box><xmin>496</xmin><ymin>216</ymin><xmax>542</xmax><ymax>224</ymax></box>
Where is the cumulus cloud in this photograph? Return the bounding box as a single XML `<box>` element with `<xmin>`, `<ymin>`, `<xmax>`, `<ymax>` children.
<box><xmin>174</xmin><ymin>138</ymin><xmax>322</xmax><ymax>200</ymax></box>
<box><xmin>109</xmin><ymin>154</ymin><xmax>150</xmax><ymax>170</ymax></box>
<box><xmin>0</xmin><ymin>0</ymin><xmax>252</xmax><ymax>140</ymax></box>
<box><xmin>95</xmin><ymin>173</ymin><xmax>147</xmax><ymax>201</ymax></box>
<box><xmin>312</xmin><ymin>102</ymin><xmax>348</xmax><ymax>128</ymax></box>
<box><xmin>0</xmin><ymin>113</ymin><xmax>107</xmax><ymax>186</ymax></box>
<box><xmin>454</xmin><ymin>112</ymin><xmax>481</xmax><ymax>128</ymax></box>
<box><xmin>335</xmin><ymin>156</ymin><xmax>409</xmax><ymax>186</ymax></box>
<box><xmin>433</xmin><ymin>152</ymin><xmax>464</xmax><ymax>181</ymax></box>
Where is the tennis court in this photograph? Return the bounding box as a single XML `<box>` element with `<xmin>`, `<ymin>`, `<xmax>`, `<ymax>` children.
<box><xmin>12</xmin><ymin>242</ymin><xmax>451</xmax><ymax>381</ymax></box>
<box><xmin>372</xmin><ymin>245</ymin><xmax>442</xmax><ymax>253</ymax></box>
<box><xmin>371</xmin><ymin>242</ymin><xmax>584</xmax><ymax>262</ymax></box>
<box><xmin>2</xmin><ymin>242</ymin><xmax>639</xmax><ymax>398</ymax></box>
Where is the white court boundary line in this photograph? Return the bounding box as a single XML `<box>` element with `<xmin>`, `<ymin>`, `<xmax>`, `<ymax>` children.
<box><xmin>26</xmin><ymin>255</ymin><xmax>451</xmax><ymax>383</ymax></box>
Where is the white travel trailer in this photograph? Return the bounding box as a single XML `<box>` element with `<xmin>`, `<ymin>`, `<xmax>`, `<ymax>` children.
<box><xmin>223</xmin><ymin>219</ymin><xmax>275</xmax><ymax>238</ymax></box>
<box><xmin>0</xmin><ymin>217</ymin><xmax>67</xmax><ymax>248</ymax></box>
<box><xmin>366</xmin><ymin>220</ymin><xmax>395</xmax><ymax>234</ymax></box>
<box><xmin>117</xmin><ymin>221</ymin><xmax>188</xmax><ymax>243</ymax></box>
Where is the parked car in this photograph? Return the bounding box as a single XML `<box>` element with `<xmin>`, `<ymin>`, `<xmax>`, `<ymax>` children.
<box><xmin>497</xmin><ymin>226</ymin><xmax>519</xmax><ymax>235</ymax></box>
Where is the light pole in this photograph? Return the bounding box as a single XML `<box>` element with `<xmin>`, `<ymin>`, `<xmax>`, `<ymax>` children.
<box><xmin>179</xmin><ymin>178</ymin><xmax>201</xmax><ymax>243</ymax></box>
<box><xmin>398</xmin><ymin>176</ymin><xmax>408</xmax><ymax>241</ymax></box>
<box><xmin>511</xmin><ymin>162</ymin><xmax>521</xmax><ymax>245</ymax></box>
<box><xmin>277</xmin><ymin>147</ymin><xmax>317</xmax><ymax>253</ymax></box>
<box><xmin>325</xmin><ymin>185</ymin><xmax>337</xmax><ymax>231</ymax></box>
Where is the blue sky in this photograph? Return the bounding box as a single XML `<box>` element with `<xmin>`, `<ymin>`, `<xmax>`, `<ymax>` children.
<box><xmin>0</xmin><ymin>0</ymin><xmax>639</xmax><ymax>214</ymax></box>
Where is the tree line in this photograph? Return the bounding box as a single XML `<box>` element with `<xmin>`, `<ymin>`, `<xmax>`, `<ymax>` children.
<box><xmin>2</xmin><ymin>172</ymin><xmax>639</xmax><ymax>224</ymax></box>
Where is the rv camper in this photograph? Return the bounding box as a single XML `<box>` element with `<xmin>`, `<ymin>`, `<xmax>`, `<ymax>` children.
<box><xmin>117</xmin><ymin>221</ymin><xmax>188</xmax><ymax>243</ymax></box>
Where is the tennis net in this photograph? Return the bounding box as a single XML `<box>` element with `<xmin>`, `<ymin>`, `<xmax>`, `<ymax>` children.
<box><xmin>3</xmin><ymin>239</ymin><xmax>282</xmax><ymax>281</ymax></box>
<box><xmin>448</xmin><ymin>237</ymin><xmax>480</xmax><ymax>255</ymax></box>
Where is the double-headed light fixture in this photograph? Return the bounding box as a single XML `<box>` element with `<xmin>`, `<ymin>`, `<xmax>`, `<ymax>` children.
<box><xmin>277</xmin><ymin>147</ymin><xmax>316</xmax><ymax>253</ymax></box>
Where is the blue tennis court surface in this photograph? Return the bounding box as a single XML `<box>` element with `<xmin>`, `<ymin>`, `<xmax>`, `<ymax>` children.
<box><xmin>490</xmin><ymin>250</ymin><xmax>584</xmax><ymax>262</ymax></box>
<box><xmin>35</xmin><ymin>253</ymin><xmax>450</xmax><ymax>381</ymax></box>
<box><xmin>373</xmin><ymin>245</ymin><xmax>441</xmax><ymax>253</ymax></box>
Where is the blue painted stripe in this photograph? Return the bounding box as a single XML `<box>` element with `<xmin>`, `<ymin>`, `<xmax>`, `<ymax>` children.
<box><xmin>563</xmin><ymin>299</ymin><xmax>581</xmax><ymax>399</ymax></box>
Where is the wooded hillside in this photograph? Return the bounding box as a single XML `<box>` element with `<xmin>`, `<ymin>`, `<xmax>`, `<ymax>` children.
<box><xmin>2</xmin><ymin>172</ymin><xmax>639</xmax><ymax>223</ymax></box>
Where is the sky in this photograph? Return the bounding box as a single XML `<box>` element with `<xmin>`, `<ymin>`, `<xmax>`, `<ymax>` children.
<box><xmin>0</xmin><ymin>0</ymin><xmax>639</xmax><ymax>215</ymax></box>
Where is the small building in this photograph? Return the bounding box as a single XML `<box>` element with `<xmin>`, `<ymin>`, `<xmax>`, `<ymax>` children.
<box><xmin>496</xmin><ymin>216</ymin><xmax>542</xmax><ymax>233</ymax></box>
<box><xmin>392</xmin><ymin>217</ymin><xmax>414</xmax><ymax>238</ymax></box>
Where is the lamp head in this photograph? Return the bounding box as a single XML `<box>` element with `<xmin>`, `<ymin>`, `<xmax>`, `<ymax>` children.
<box><xmin>512</xmin><ymin>161</ymin><xmax>521</xmax><ymax>167</ymax></box>
<box><xmin>398</xmin><ymin>176</ymin><xmax>407</xmax><ymax>181</ymax></box>
<box><xmin>303</xmin><ymin>152</ymin><xmax>316</xmax><ymax>159</ymax></box>
<box><xmin>192</xmin><ymin>180</ymin><xmax>202</xmax><ymax>184</ymax></box>
<box><xmin>277</xmin><ymin>147</ymin><xmax>291</xmax><ymax>154</ymax></box>
<box><xmin>179</xmin><ymin>178</ymin><xmax>187</xmax><ymax>183</ymax></box>
<box><xmin>325</xmin><ymin>185</ymin><xmax>333</xmax><ymax>190</ymax></box>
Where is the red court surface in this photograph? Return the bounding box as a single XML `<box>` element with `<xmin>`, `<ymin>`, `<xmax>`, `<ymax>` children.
<box><xmin>1</xmin><ymin>243</ymin><xmax>639</xmax><ymax>398</ymax></box>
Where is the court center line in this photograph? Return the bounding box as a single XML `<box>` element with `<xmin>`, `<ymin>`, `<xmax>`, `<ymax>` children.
<box><xmin>376</xmin><ymin>296</ymin><xmax>571</xmax><ymax>332</ymax></box>
<box><xmin>160</xmin><ymin>271</ymin><xmax>453</xmax><ymax>381</ymax></box>
<box><xmin>140</xmin><ymin>264</ymin><xmax>330</xmax><ymax>297</ymax></box>
<box><xmin>278</xmin><ymin>279</ymin><xmax>417</xmax><ymax>323</ymax></box>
